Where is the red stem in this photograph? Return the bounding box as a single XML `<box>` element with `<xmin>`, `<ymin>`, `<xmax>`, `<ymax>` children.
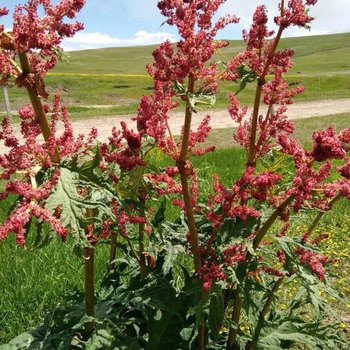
<box><xmin>18</xmin><ymin>53</ymin><xmax>60</xmax><ymax>163</ymax></box>
<box><xmin>246</xmin><ymin>24</ymin><xmax>285</xmax><ymax>166</ymax></box>
<box><xmin>178</xmin><ymin>76</ymin><xmax>202</xmax><ymax>273</ymax></box>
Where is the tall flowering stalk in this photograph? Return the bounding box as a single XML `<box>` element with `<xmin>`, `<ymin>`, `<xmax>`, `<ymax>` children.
<box><xmin>0</xmin><ymin>0</ymin><xmax>101</xmax><ymax>339</ymax></box>
<box><xmin>137</xmin><ymin>0</ymin><xmax>350</xmax><ymax>348</ymax></box>
<box><xmin>0</xmin><ymin>0</ymin><xmax>87</xmax><ymax>243</ymax></box>
<box><xmin>1</xmin><ymin>1</ymin><xmax>350</xmax><ymax>348</ymax></box>
<box><xmin>200</xmin><ymin>1</ymin><xmax>350</xmax><ymax>349</ymax></box>
<box><xmin>133</xmin><ymin>1</ymin><xmax>350</xmax><ymax>348</ymax></box>
<box><xmin>143</xmin><ymin>0</ymin><xmax>239</xmax><ymax>272</ymax></box>
<box><xmin>136</xmin><ymin>2</ymin><xmax>239</xmax><ymax>346</ymax></box>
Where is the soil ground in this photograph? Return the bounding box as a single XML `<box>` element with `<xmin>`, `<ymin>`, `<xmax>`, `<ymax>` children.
<box><xmin>76</xmin><ymin>98</ymin><xmax>350</xmax><ymax>138</ymax></box>
<box><xmin>1</xmin><ymin>98</ymin><xmax>350</xmax><ymax>154</ymax></box>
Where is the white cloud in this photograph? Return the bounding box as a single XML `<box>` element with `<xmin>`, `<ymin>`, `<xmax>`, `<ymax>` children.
<box><xmin>219</xmin><ymin>0</ymin><xmax>350</xmax><ymax>38</ymax></box>
<box><xmin>62</xmin><ymin>30</ymin><xmax>177</xmax><ymax>51</ymax></box>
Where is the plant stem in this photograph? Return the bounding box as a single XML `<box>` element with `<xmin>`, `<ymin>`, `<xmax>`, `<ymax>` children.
<box><xmin>178</xmin><ymin>76</ymin><xmax>202</xmax><ymax>273</ymax></box>
<box><xmin>177</xmin><ymin>76</ymin><xmax>204</xmax><ymax>350</ymax></box>
<box><xmin>245</xmin><ymin>277</ymin><xmax>285</xmax><ymax>350</ymax></box>
<box><xmin>139</xmin><ymin>208</ymin><xmax>147</xmax><ymax>279</ymax></box>
<box><xmin>226</xmin><ymin>194</ymin><xmax>293</xmax><ymax>349</ymax></box>
<box><xmin>17</xmin><ymin>52</ymin><xmax>60</xmax><ymax>163</ymax></box>
<box><xmin>246</xmin><ymin>19</ymin><xmax>285</xmax><ymax>166</ymax></box>
<box><xmin>227</xmin><ymin>286</ymin><xmax>243</xmax><ymax>350</ymax></box>
<box><xmin>253</xmin><ymin>195</ymin><xmax>295</xmax><ymax>249</ymax></box>
<box><xmin>127</xmin><ymin>239</ymin><xmax>141</xmax><ymax>263</ymax></box>
<box><xmin>305</xmin><ymin>193</ymin><xmax>342</xmax><ymax>237</ymax></box>
<box><xmin>3</xmin><ymin>86</ymin><xmax>12</xmax><ymax>119</ymax></box>
<box><xmin>109</xmin><ymin>231</ymin><xmax>117</xmax><ymax>271</ymax></box>
<box><xmin>83</xmin><ymin>246</ymin><xmax>95</xmax><ymax>339</ymax></box>
<box><xmin>247</xmin><ymin>81</ymin><xmax>263</xmax><ymax>166</ymax></box>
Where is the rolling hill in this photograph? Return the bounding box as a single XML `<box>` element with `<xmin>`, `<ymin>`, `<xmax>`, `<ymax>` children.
<box><xmin>53</xmin><ymin>32</ymin><xmax>350</xmax><ymax>76</ymax></box>
<box><xmin>2</xmin><ymin>32</ymin><xmax>349</xmax><ymax>119</ymax></box>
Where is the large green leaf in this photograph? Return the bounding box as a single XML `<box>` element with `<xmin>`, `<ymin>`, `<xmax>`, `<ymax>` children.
<box><xmin>162</xmin><ymin>243</ymin><xmax>186</xmax><ymax>275</ymax></box>
<box><xmin>45</xmin><ymin>165</ymin><xmax>115</xmax><ymax>251</ymax></box>
<box><xmin>0</xmin><ymin>194</ymin><xmax>19</xmax><ymax>223</ymax></box>
<box><xmin>0</xmin><ymin>333</ymin><xmax>34</xmax><ymax>350</ymax></box>
<box><xmin>257</xmin><ymin>317</ymin><xmax>349</xmax><ymax>350</ymax></box>
<box><xmin>208</xmin><ymin>290</ymin><xmax>225</xmax><ymax>340</ymax></box>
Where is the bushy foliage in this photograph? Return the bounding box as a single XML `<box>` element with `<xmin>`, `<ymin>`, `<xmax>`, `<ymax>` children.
<box><xmin>0</xmin><ymin>1</ymin><xmax>349</xmax><ymax>349</ymax></box>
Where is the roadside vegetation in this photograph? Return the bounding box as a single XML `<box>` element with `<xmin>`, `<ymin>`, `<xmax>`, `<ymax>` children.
<box><xmin>0</xmin><ymin>2</ymin><xmax>349</xmax><ymax>347</ymax></box>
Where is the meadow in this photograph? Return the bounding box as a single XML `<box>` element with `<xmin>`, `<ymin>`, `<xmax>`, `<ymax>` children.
<box><xmin>1</xmin><ymin>33</ymin><xmax>350</xmax><ymax>119</ymax></box>
<box><xmin>1</xmin><ymin>32</ymin><xmax>350</xmax><ymax>346</ymax></box>
<box><xmin>1</xmin><ymin>115</ymin><xmax>350</xmax><ymax>344</ymax></box>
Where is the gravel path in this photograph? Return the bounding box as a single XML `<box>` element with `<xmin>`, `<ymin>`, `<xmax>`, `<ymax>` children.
<box><xmin>72</xmin><ymin>98</ymin><xmax>350</xmax><ymax>139</ymax></box>
<box><xmin>1</xmin><ymin>98</ymin><xmax>350</xmax><ymax>154</ymax></box>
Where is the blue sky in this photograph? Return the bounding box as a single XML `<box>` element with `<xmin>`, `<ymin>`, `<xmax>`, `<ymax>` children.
<box><xmin>2</xmin><ymin>0</ymin><xmax>350</xmax><ymax>51</ymax></box>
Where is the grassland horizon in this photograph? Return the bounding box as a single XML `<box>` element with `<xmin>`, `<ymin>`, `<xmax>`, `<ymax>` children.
<box><xmin>1</xmin><ymin>32</ymin><xmax>349</xmax><ymax>120</ymax></box>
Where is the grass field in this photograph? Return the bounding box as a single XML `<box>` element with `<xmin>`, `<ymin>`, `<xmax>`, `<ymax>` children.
<box><xmin>1</xmin><ymin>33</ymin><xmax>349</xmax><ymax>119</ymax></box>
<box><xmin>1</xmin><ymin>114</ymin><xmax>350</xmax><ymax>344</ymax></box>
<box><xmin>0</xmin><ymin>32</ymin><xmax>350</xmax><ymax>345</ymax></box>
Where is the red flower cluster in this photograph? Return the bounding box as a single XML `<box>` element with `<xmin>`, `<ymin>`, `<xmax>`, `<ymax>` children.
<box><xmin>310</xmin><ymin>125</ymin><xmax>345</xmax><ymax>162</ymax></box>
<box><xmin>140</xmin><ymin>0</ymin><xmax>238</xmax><ymax>159</ymax></box>
<box><xmin>296</xmin><ymin>246</ymin><xmax>328</xmax><ymax>281</ymax></box>
<box><xmin>101</xmin><ymin>122</ymin><xmax>145</xmax><ymax>172</ymax></box>
<box><xmin>0</xmin><ymin>7</ymin><xmax>8</xmax><ymax>32</ymax></box>
<box><xmin>275</xmin><ymin>0</ymin><xmax>317</xmax><ymax>28</ymax></box>
<box><xmin>198</xmin><ymin>261</ymin><xmax>227</xmax><ymax>292</ymax></box>
<box><xmin>224</xmin><ymin>244</ymin><xmax>246</xmax><ymax>265</ymax></box>
<box><xmin>0</xmin><ymin>1</ymin><xmax>85</xmax><ymax>86</ymax></box>
<box><xmin>224</xmin><ymin>0</ymin><xmax>318</xmax><ymax>166</ymax></box>
<box><xmin>13</xmin><ymin>0</ymin><xmax>85</xmax><ymax>74</ymax></box>
<box><xmin>110</xmin><ymin>200</ymin><xmax>146</xmax><ymax>238</ymax></box>
<box><xmin>0</xmin><ymin>170</ymin><xmax>67</xmax><ymax>245</ymax></box>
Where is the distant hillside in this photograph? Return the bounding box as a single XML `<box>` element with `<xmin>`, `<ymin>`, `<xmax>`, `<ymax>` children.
<box><xmin>54</xmin><ymin>32</ymin><xmax>350</xmax><ymax>76</ymax></box>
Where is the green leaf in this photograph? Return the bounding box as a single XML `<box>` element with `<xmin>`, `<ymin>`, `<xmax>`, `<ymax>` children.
<box><xmin>84</xmin><ymin>329</ymin><xmax>114</xmax><ymax>350</ymax></box>
<box><xmin>219</xmin><ymin>214</ymin><xmax>261</xmax><ymax>245</ymax></box>
<box><xmin>29</xmin><ymin>219</ymin><xmax>55</xmax><ymax>249</ymax></box>
<box><xmin>143</xmin><ymin>143</ymin><xmax>164</xmax><ymax>171</ymax></box>
<box><xmin>0</xmin><ymin>333</ymin><xmax>34</xmax><ymax>350</ymax></box>
<box><xmin>194</xmin><ymin>292</ymin><xmax>210</xmax><ymax>329</ymax></box>
<box><xmin>117</xmin><ymin>165</ymin><xmax>145</xmax><ymax>200</ymax></box>
<box><xmin>234</xmin><ymin>64</ymin><xmax>258</xmax><ymax>95</ymax></box>
<box><xmin>208</xmin><ymin>291</ymin><xmax>224</xmax><ymax>340</ymax></box>
<box><xmin>46</xmin><ymin>167</ymin><xmax>86</xmax><ymax>235</ymax></box>
<box><xmin>257</xmin><ymin>316</ymin><xmax>350</xmax><ymax>350</ymax></box>
<box><xmin>45</xmin><ymin>166</ymin><xmax>115</xmax><ymax>253</ymax></box>
<box><xmin>80</xmin><ymin>146</ymin><xmax>101</xmax><ymax>172</ymax></box>
<box><xmin>151</xmin><ymin>198</ymin><xmax>166</xmax><ymax>229</ymax></box>
<box><xmin>162</xmin><ymin>243</ymin><xmax>186</xmax><ymax>275</ymax></box>
<box><xmin>173</xmin><ymin>80</ymin><xmax>216</xmax><ymax>112</ymax></box>
<box><xmin>258</xmin><ymin>321</ymin><xmax>320</xmax><ymax>349</ymax></box>
<box><xmin>0</xmin><ymin>194</ymin><xmax>19</xmax><ymax>223</ymax></box>
<box><xmin>188</xmin><ymin>92</ymin><xmax>216</xmax><ymax>112</ymax></box>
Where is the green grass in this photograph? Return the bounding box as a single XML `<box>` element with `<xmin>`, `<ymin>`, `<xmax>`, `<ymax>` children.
<box><xmin>204</xmin><ymin>112</ymin><xmax>350</xmax><ymax>149</ymax></box>
<box><xmin>0</xmin><ymin>235</ymin><xmax>110</xmax><ymax>344</ymax></box>
<box><xmin>2</xmin><ymin>75</ymin><xmax>153</xmax><ymax>119</ymax></box>
<box><xmin>48</xmin><ymin>33</ymin><xmax>350</xmax><ymax>76</ymax></box>
<box><xmin>2</xmin><ymin>110</ymin><xmax>350</xmax><ymax>343</ymax></box>
<box><xmin>1</xmin><ymin>32</ymin><xmax>350</xmax><ymax>344</ymax></box>
<box><xmin>1</xmin><ymin>33</ymin><xmax>349</xmax><ymax>119</ymax></box>
<box><xmin>3</xmin><ymin>73</ymin><xmax>349</xmax><ymax>120</ymax></box>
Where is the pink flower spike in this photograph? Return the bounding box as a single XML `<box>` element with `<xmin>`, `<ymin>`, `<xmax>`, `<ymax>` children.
<box><xmin>198</xmin><ymin>261</ymin><xmax>227</xmax><ymax>292</ymax></box>
<box><xmin>311</xmin><ymin>126</ymin><xmax>345</xmax><ymax>162</ymax></box>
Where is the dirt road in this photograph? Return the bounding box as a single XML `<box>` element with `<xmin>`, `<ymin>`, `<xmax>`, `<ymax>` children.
<box><xmin>71</xmin><ymin>98</ymin><xmax>350</xmax><ymax>139</ymax></box>
<box><xmin>1</xmin><ymin>98</ymin><xmax>350</xmax><ymax>154</ymax></box>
